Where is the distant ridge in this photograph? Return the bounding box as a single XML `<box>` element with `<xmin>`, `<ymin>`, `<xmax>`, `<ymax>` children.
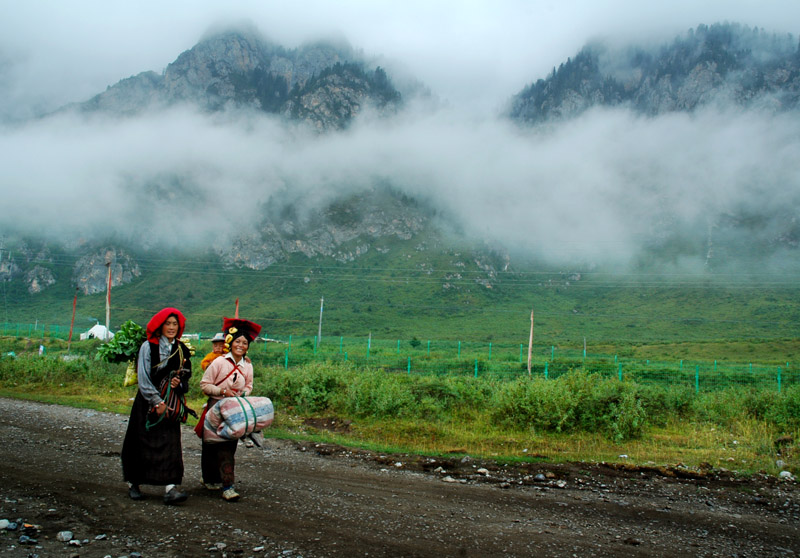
<box><xmin>509</xmin><ymin>23</ymin><xmax>800</xmax><ymax>123</ymax></box>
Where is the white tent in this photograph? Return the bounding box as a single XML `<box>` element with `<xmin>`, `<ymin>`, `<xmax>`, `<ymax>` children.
<box><xmin>80</xmin><ymin>324</ymin><xmax>114</xmax><ymax>341</ymax></box>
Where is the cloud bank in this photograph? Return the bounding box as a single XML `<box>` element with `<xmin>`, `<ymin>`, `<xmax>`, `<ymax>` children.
<box><xmin>2</xmin><ymin>1</ymin><xmax>800</xmax><ymax>273</ymax></box>
<box><xmin>2</xmin><ymin>96</ymin><xmax>798</xmax><ymax>273</ymax></box>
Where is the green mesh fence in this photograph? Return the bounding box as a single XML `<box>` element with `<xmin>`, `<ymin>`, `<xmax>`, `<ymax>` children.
<box><xmin>4</xmin><ymin>326</ymin><xmax>795</xmax><ymax>392</ymax></box>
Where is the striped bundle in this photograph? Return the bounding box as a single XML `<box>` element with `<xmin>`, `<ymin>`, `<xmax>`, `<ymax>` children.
<box><xmin>203</xmin><ymin>396</ymin><xmax>274</xmax><ymax>443</ymax></box>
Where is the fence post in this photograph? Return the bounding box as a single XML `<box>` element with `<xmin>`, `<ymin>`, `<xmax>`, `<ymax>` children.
<box><xmin>680</xmin><ymin>359</ymin><xmax>683</xmax><ymax>371</ymax></box>
<box><xmin>314</xmin><ymin>335</ymin><xmax>317</xmax><ymax>354</ymax></box>
<box><xmin>474</xmin><ymin>359</ymin><xmax>478</xmax><ymax>378</ymax></box>
<box><xmin>618</xmin><ymin>362</ymin><xmax>622</xmax><ymax>381</ymax></box>
<box><xmin>544</xmin><ymin>361</ymin><xmax>548</xmax><ymax>379</ymax></box>
<box><xmin>695</xmin><ymin>365</ymin><xmax>699</xmax><ymax>393</ymax></box>
<box><xmin>284</xmin><ymin>348</ymin><xmax>288</xmax><ymax>369</ymax></box>
<box><xmin>407</xmin><ymin>357</ymin><xmax>411</xmax><ymax>374</ymax></box>
<box><xmin>489</xmin><ymin>342</ymin><xmax>492</xmax><ymax>361</ymax></box>
<box><xmin>427</xmin><ymin>340</ymin><xmax>430</xmax><ymax>356</ymax></box>
<box><xmin>458</xmin><ymin>341</ymin><xmax>461</xmax><ymax>359</ymax></box>
<box><xmin>551</xmin><ymin>346</ymin><xmax>554</xmax><ymax>361</ymax></box>
<box><xmin>340</xmin><ymin>336</ymin><xmax>343</xmax><ymax>353</ymax></box>
<box><xmin>345</xmin><ymin>351</ymin><xmax>348</xmax><ymax>362</ymax></box>
<box><xmin>714</xmin><ymin>360</ymin><xmax>717</xmax><ymax>371</ymax></box>
<box><xmin>397</xmin><ymin>340</ymin><xmax>400</xmax><ymax>354</ymax></box>
<box><xmin>289</xmin><ymin>334</ymin><xmax>292</xmax><ymax>349</ymax></box>
<box><xmin>520</xmin><ymin>344</ymin><xmax>523</xmax><ymax>363</ymax></box>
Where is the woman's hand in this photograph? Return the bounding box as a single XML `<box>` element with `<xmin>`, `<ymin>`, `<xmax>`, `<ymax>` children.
<box><xmin>155</xmin><ymin>401</ymin><xmax>167</xmax><ymax>415</ymax></box>
<box><xmin>170</xmin><ymin>376</ymin><xmax>181</xmax><ymax>388</ymax></box>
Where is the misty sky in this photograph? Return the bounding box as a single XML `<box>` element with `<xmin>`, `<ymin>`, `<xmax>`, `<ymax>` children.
<box><xmin>1</xmin><ymin>0</ymin><xmax>799</xmax><ymax>271</ymax></box>
<box><xmin>2</xmin><ymin>0</ymin><xmax>799</xmax><ymax>115</ymax></box>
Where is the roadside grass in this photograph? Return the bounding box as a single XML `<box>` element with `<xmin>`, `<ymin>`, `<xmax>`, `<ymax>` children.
<box><xmin>1</xmin><ymin>350</ymin><xmax>797</xmax><ymax>476</ymax></box>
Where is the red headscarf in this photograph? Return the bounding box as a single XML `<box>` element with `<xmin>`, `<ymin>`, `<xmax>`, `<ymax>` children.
<box><xmin>146</xmin><ymin>307</ymin><xmax>186</xmax><ymax>342</ymax></box>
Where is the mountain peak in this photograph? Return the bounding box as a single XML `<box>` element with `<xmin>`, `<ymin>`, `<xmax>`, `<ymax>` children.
<box><xmin>508</xmin><ymin>22</ymin><xmax>800</xmax><ymax>124</ymax></box>
<box><xmin>70</xmin><ymin>25</ymin><xmax>400</xmax><ymax>130</ymax></box>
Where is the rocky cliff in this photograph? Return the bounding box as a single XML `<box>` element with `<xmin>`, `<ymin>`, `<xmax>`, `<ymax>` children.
<box><xmin>0</xmin><ymin>187</ymin><xmax>430</xmax><ymax>295</ymax></box>
<box><xmin>0</xmin><ymin>241</ymin><xmax>141</xmax><ymax>296</ymax></box>
<box><xmin>215</xmin><ymin>186</ymin><xmax>427</xmax><ymax>270</ymax></box>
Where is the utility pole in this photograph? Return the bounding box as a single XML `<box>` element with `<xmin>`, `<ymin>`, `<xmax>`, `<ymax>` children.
<box><xmin>317</xmin><ymin>297</ymin><xmax>324</xmax><ymax>346</ymax></box>
<box><xmin>67</xmin><ymin>288</ymin><xmax>78</xmax><ymax>353</ymax></box>
<box><xmin>527</xmin><ymin>306</ymin><xmax>534</xmax><ymax>376</ymax></box>
<box><xmin>105</xmin><ymin>258</ymin><xmax>112</xmax><ymax>341</ymax></box>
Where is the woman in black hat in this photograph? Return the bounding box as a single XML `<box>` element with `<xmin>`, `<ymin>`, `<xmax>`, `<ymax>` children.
<box><xmin>199</xmin><ymin>317</ymin><xmax>261</xmax><ymax>501</ymax></box>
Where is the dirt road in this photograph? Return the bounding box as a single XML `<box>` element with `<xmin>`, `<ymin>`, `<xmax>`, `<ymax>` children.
<box><xmin>0</xmin><ymin>398</ymin><xmax>798</xmax><ymax>557</ymax></box>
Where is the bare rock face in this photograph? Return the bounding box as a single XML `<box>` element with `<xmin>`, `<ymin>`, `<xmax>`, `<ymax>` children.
<box><xmin>72</xmin><ymin>248</ymin><xmax>141</xmax><ymax>295</ymax></box>
<box><xmin>0</xmin><ymin>241</ymin><xmax>56</xmax><ymax>293</ymax></box>
<box><xmin>0</xmin><ymin>256</ymin><xmax>21</xmax><ymax>283</ymax></box>
<box><xmin>80</xmin><ymin>71</ymin><xmax>165</xmax><ymax>114</ymax></box>
<box><xmin>216</xmin><ymin>187</ymin><xmax>426</xmax><ymax>270</ymax></box>
<box><xmin>24</xmin><ymin>266</ymin><xmax>55</xmax><ymax>294</ymax></box>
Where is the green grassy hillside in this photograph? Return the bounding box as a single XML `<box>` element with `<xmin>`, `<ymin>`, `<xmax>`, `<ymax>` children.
<box><xmin>3</xmin><ymin>231</ymin><xmax>799</xmax><ymax>352</ymax></box>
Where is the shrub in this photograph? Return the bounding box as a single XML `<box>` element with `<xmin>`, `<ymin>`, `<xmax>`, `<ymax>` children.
<box><xmin>693</xmin><ymin>387</ymin><xmax>782</xmax><ymax>426</ymax></box>
<box><xmin>491</xmin><ymin>371</ymin><xmax>648</xmax><ymax>440</ymax></box>
<box><xmin>256</xmin><ymin>362</ymin><xmax>345</xmax><ymax>413</ymax></box>
<box><xmin>765</xmin><ymin>385</ymin><xmax>800</xmax><ymax>429</ymax></box>
<box><xmin>609</xmin><ymin>390</ymin><xmax>647</xmax><ymax>441</ymax></box>
<box><xmin>338</xmin><ymin>369</ymin><xmax>417</xmax><ymax>418</ymax></box>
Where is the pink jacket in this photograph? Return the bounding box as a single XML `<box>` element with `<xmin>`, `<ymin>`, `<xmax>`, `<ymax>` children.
<box><xmin>200</xmin><ymin>353</ymin><xmax>253</xmax><ymax>400</ymax></box>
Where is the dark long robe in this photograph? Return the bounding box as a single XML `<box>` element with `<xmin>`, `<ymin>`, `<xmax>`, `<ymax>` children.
<box><xmin>121</xmin><ymin>340</ymin><xmax>192</xmax><ymax>486</ymax></box>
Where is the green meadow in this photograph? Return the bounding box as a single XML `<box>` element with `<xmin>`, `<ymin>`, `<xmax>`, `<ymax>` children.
<box><xmin>2</xmin><ymin>233</ymin><xmax>798</xmax><ymax>475</ymax></box>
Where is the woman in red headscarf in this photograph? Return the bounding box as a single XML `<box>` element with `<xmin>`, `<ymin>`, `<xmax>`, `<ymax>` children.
<box><xmin>199</xmin><ymin>316</ymin><xmax>260</xmax><ymax>502</ymax></box>
<box><xmin>121</xmin><ymin>307</ymin><xmax>193</xmax><ymax>505</ymax></box>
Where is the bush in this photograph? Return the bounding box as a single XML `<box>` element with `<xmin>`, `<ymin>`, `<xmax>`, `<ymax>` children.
<box><xmin>636</xmin><ymin>384</ymin><xmax>694</xmax><ymax>425</ymax></box>
<box><xmin>491</xmin><ymin>371</ymin><xmax>648</xmax><ymax>440</ymax></box>
<box><xmin>765</xmin><ymin>386</ymin><xmax>800</xmax><ymax>429</ymax></box>
<box><xmin>692</xmin><ymin>387</ymin><xmax>782</xmax><ymax>425</ymax></box>
<box><xmin>338</xmin><ymin>369</ymin><xmax>417</xmax><ymax>418</ymax></box>
<box><xmin>256</xmin><ymin>362</ymin><xmax>345</xmax><ymax>413</ymax></box>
